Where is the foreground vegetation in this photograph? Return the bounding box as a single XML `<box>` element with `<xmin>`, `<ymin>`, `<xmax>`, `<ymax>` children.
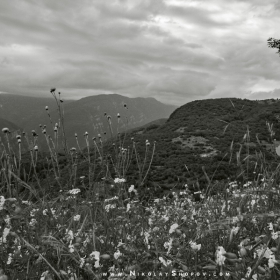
<box><xmin>1</xmin><ymin>90</ymin><xmax>280</xmax><ymax>280</ymax></box>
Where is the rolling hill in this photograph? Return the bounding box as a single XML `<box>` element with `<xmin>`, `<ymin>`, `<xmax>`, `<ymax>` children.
<box><xmin>122</xmin><ymin>98</ymin><xmax>280</xmax><ymax>190</ymax></box>
<box><xmin>5</xmin><ymin>95</ymin><xmax>280</xmax><ymax>194</ymax></box>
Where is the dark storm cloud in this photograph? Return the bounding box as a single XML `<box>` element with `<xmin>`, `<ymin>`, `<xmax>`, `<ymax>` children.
<box><xmin>0</xmin><ymin>0</ymin><xmax>279</xmax><ymax>104</ymax></box>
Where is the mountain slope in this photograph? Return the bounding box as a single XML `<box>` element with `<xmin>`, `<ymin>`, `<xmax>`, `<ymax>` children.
<box><xmin>0</xmin><ymin>94</ymin><xmax>71</xmax><ymax>127</ymax></box>
<box><xmin>124</xmin><ymin>98</ymin><xmax>280</xmax><ymax>189</ymax></box>
<box><xmin>21</xmin><ymin>94</ymin><xmax>177</xmax><ymax>149</ymax></box>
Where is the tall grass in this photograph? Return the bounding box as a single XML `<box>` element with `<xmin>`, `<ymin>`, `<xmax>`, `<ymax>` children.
<box><xmin>1</xmin><ymin>91</ymin><xmax>280</xmax><ymax>279</ymax></box>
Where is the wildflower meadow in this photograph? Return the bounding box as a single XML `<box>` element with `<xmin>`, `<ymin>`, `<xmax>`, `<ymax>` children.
<box><xmin>1</xmin><ymin>89</ymin><xmax>280</xmax><ymax>280</ymax></box>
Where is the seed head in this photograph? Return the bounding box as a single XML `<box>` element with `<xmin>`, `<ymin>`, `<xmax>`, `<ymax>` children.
<box><xmin>117</xmin><ymin>113</ymin><xmax>120</xmax><ymax>118</ymax></box>
<box><xmin>45</xmin><ymin>106</ymin><xmax>49</xmax><ymax>110</ymax></box>
<box><xmin>2</xmin><ymin>128</ymin><xmax>9</xmax><ymax>134</ymax></box>
<box><xmin>34</xmin><ymin>145</ymin><xmax>38</xmax><ymax>151</ymax></box>
<box><xmin>104</xmin><ymin>112</ymin><xmax>107</xmax><ymax>116</ymax></box>
<box><xmin>84</xmin><ymin>132</ymin><xmax>88</xmax><ymax>136</ymax></box>
<box><xmin>98</xmin><ymin>134</ymin><xmax>101</xmax><ymax>138</ymax></box>
<box><xmin>70</xmin><ymin>147</ymin><xmax>76</xmax><ymax>152</ymax></box>
<box><xmin>54</xmin><ymin>127</ymin><xmax>58</xmax><ymax>132</ymax></box>
<box><xmin>75</xmin><ymin>133</ymin><xmax>77</xmax><ymax>138</ymax></box>
<box><xmin>124</xmin><ymin>103</ymin><xmax>127</xmax><ymax>108</ymax></box>
<box><xmin>17</xmin><ymin>139</ymin><xmax>21</xmax><ymax>144</ymax></box>
<box><xmin>92</xmin><ymin>137</ymin><xmax>96</xmax><ymax>141</ymax></box>
<box><xmin>16</xmin><ymin>135</ymin><xmax>21</xmax><ymax>140</ymax></box>
<box><xmin>39</xmin><ymin>124</ymin><xmax>42</xmax><ymax>128</ymax></box>
<box><xmin>50</xmin><ymin>88</ymin><xmax>56</xmax><ymax>93</ymax></box>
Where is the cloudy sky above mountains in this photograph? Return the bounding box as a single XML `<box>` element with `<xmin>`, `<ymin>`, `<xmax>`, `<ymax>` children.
<box><xmin>0</xmin><ymin>0</ymin><xmax>280</xmax><ymax>105</ymax></box>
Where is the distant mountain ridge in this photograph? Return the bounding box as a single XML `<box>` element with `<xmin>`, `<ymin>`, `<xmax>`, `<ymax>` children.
<box><xmin>0</xmin><ymin>93</ymin><xmax>177</xmax><ymax>150</ymax></box>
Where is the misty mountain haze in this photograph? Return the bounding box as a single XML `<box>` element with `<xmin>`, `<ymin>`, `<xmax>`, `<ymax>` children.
<box><xmin>0</xmin><ymin>93</ymin><xmax>177</xmax><ymax>150</ymax></box>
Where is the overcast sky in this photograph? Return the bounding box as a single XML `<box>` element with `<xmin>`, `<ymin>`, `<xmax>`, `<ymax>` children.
<box><xmin>0</xmin><ymin>0</ymin><xmax>280</xmax><ymax>106</ymax></box>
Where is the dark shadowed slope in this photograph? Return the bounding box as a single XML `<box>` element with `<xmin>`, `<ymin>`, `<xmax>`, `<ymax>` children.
<box><xmin>124</xmin><ymin>98</ymin><xmax>280</xmax><ymax>189</ymax></box>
